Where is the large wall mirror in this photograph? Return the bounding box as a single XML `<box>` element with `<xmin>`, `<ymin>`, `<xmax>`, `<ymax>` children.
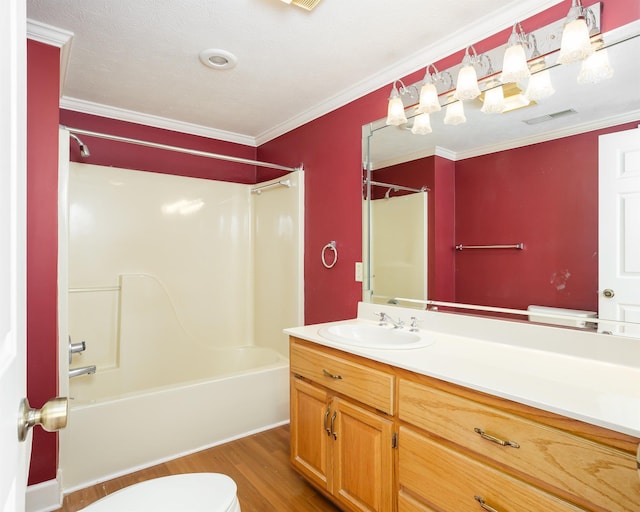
<box><xmin>362</xmin><ymin>22</ymin><xmax>640</xmax><ymax>337</ymax></box>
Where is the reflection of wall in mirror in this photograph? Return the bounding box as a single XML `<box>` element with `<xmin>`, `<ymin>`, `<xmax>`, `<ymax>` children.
<box><xmin>455</xmin><ymin>121</ymin><xmax>639</xmax><ymax>312</ymax></box>
<box><xmin>374</xmin><ymin>121</ymin><xmax>638</xmax><ymax>312</ymax></box>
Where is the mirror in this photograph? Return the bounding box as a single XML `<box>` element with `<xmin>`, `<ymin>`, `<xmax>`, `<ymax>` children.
<box><xmin>362</xmin><ymin>25</ymin><xmax>640</xmax><ymax>336</ymax></box>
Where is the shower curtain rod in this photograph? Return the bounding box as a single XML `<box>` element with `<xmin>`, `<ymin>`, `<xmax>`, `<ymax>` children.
<box><xmin>62</xmin><ymin>126</ymin><xmax>303</xmax><ymax>173</ymax></box>
<box><xmin>366</xmin><ymin>179</ymin><xmax>429</xmax><ymax>193</ymax></box>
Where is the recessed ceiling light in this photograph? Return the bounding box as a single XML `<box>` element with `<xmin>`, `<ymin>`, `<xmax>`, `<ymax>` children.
<box><xmin>199</xmin><ymin>49</ymin><xmax>237</xmax><ymax>70</ymax></box>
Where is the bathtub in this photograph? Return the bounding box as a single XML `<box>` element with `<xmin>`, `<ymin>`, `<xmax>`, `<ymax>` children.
<box><xmin>60</xmin><ymin>274</ymin><xmax>291</xmax><ymax>492</ymax></box>
<box><xmin>59</xmin><ymin>349</ymin><xmax>289</xmax><ymax>492</ymax></box>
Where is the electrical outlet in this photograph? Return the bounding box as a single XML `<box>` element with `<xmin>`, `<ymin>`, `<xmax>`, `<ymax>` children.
<box><xmin>355</xmin><ymin>262</ymin><xmax>363</xmax><ymax>282</ymax></box>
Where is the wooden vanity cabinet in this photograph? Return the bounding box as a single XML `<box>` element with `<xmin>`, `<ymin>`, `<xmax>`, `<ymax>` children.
<box><xmin>290</xmin><ymin>338</ymin><xmax>395</xmax><ymax>512</ymax></box>
<box><xmin>289</xmin><ymin>337</ymin><xmax>640</xmax><ymax>512</ymax></box>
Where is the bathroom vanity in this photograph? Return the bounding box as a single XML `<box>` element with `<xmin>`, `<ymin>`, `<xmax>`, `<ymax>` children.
<box><xmin>285</xmin><ymin>303</ymin><xmax>640</xmax><ymax>512</ymax></box>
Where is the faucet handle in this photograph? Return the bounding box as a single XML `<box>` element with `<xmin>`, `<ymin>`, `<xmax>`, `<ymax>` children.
<box><xmin>409</xmin><ymin>316</ymin><xmax>419</xmax><ymax>332</ymax></box>
<box><xmin>375</xmin><ymin>311</ymin><xmax>386</xmax><ymax>325</ymax></box>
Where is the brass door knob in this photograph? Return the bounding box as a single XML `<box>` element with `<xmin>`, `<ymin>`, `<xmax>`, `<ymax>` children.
<box><xmin>603</xmin><ymin>288</ymin><xmax>615</xmax><ymax>298</ymax></box>
<box><xmin>18</xmin><ymin>397</ymin><xmax>68</xmax><ymax>442</ymax></box>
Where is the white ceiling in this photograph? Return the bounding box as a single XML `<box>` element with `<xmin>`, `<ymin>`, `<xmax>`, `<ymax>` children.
<box><xmin>26</xmin><ymin>0</ymin><xmax>567</xmax><ymax>146</ymax></box>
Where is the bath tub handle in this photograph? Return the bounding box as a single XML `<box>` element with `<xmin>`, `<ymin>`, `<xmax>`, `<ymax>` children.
<box><xmin>324</xmin><ymin>406</ymin><xmax>331</xmax><ymax>436</ymax></box>
<box><xmin>322</xmin><ymin>368</ymin><xmax>342</xmax><ymax>380</ymax></box>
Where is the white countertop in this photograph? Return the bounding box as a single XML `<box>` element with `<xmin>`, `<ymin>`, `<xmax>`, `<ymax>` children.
<box><xmin>285</xmin><ymin>302</ymin><xmax>640</xmax><ymax>438</ymax></box>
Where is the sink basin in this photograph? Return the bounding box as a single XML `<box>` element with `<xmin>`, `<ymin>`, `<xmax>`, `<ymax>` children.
<box><xmin>318</xmin><ymin>323</ymin><xmax>433</xmax><ymax>350</ymax></box>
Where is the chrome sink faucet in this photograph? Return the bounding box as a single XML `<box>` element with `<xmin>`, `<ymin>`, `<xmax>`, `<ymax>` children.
<box><xmin>376</xmin><ymin>312</ymin><xmax>404</xmax><ymax>329</ymax></box>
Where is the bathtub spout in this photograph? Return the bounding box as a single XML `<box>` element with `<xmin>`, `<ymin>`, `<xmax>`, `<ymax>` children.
<box><xmin>69</xmin><ymin>365</ymin><xmax>96</xmax><ymax>378</ymax></box>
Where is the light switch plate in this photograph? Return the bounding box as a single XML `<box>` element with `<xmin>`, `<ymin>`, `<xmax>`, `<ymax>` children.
<box><xmin>355</xmin><ymin>262</ymin><xmax>363</xmax><ymax>282</ymax></box>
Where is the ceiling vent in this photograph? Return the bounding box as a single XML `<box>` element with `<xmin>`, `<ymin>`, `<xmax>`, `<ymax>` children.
<box><xmin>522</xmin><ymin>109</ymin><xmax>578</xmax><ymax>125</ymax></box>
<box><xmin>281</xmin><ymin>0</ymin><xmax>323</xmax><ymax>11</ymax></box>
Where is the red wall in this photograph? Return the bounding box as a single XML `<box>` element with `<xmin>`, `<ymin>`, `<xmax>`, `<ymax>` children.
<box><xmin>455</xmin><ymin>122</ymin><xmax>638</xmax><ymax>311</ymax></box>
<box><xmin>25</xmin><ymin>0</ymin><xmax>639</xmax><ymax>487</ymax></box>
<box><xmin>26</xmin><ymin>40</ymin><xmax>60</xmax><ymax>484</ymax></box>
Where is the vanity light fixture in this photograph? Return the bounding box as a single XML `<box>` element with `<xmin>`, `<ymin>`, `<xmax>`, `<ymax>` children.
<box><xmin>557</xmin><ymin>0</ymin><xmax>596</xmax><ymax>64</ymax></box>
<box><xmin>501</xmin><ymin>23</ymin><xmax>531</xmax><ymax>83</ymax></box>
<box><xmin>381</xmin><ymin>2</ymin><xmax>609</xmax><ymax>135</ymax></box>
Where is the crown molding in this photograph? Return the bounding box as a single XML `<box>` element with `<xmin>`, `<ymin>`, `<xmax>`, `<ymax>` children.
<box><xmin>27</xmin><ymin>19</ymin><xmax>74</xmax><ymax>97</ymax></box>
<box><xmin>60</xmin><ymin>96</ymin><xmax>258</xmax><ymax>147</ymax></box>
<box><xmin>453</xmin><ymin>110</ymin><xmax>640</xmax><ymax>161</ymax></box>
<box><xmin>256</xmin><ymin>0</ymin><xmax>563</xmax><ymax>144</ymax></box>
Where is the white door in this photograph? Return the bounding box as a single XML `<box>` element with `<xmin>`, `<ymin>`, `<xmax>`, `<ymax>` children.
<box><xmin>599</xmin><ymin>127</ymin><xmax>640</xmax><ymax>336</ymax></box>
<box><xmin>1</xmin><ymin>0</ymin><xmax>28</xmax><ymax>510</ymax></box>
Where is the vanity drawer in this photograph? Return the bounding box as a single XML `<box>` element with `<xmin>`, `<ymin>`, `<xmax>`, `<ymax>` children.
<box><xmin>398</xmin><ymin>378</ymin><xmax>640</xmax><ymax>512</ymax></box>
<box><xmin>290</xmin><ymin>340</ymin><xmax>394</xmax><ymax>414</ymax></box>
<box><xmin>399</xmin><ymin>426</ymin><xmax>586</xmax><ymax>512</ymax></box>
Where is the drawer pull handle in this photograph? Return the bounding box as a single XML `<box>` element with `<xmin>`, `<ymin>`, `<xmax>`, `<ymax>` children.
<box><xmin>474</xmin><ymin>496</ymin><xmax>500</xmax><ymax>512</ymax></box>
<box><xmin>330</xmin><ymin>411</ymin><xmax>337</xmax><ymax>440</ymax></box>
<box><xmin>322</xmin><ymin>368</ymin><xmax>343</xmax><ymax>380</ymax></box>
<box><xmin>474</xmin><ymin>428</ymin><xmax>520</xmax><ymax>448</ymax></box>
<box><xmin>324</xmin><ymin>406</ymin><xmax>331</xmax><ymax>436</ymax></box>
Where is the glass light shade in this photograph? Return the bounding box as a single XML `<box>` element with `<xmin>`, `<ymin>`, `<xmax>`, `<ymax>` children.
<box><xmin>524</xmin><ymin>69</ymin><xmax>555</xmax><ymax>100</ymax></box>
<box><xmin>443</xmin><ymin>100</ymin><xmax>466</xmax><ymax>125</ymax></box>
<box><xmin>481</xmin><ymin>85</ymin><xmax>505</xmax><ymax>114</ymax></box>
<box><xmin>501</xmin><ymin>44</ymin><xmax>530</xmax><ymax>83</ymax></box>
<box><xmin>454</xmin><ymin>65</ymin><xmax>481</xmax><ymax>100</ymax></box>
<box><xmin>577</xmin><ymin>49</ymin><xmax>613</xmax><ymax>84</ymax></box>
<box><xmin>417</xmin><ymin>82</ymin><xmax>441</xmax><ymax>113</ymax></box>
<box><xmin>386</xmin><ymin>90</ymin><xmax>407</xmax><ymax>126</ymax></box>
<box><xmin>557</xmin><ymin>18</ymin><xmax>594</xmax><ymax>64</ymax></box>
<box><xmin>411</xmin><ymin>113</ymin><xmax>432</xmax><ymax>135</ymax></box>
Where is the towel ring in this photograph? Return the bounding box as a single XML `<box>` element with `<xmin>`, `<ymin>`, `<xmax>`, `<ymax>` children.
<box><xmin>321</xmin><ymin>241</ymin><xmax>338</xmax><ymax>269</ymax></box>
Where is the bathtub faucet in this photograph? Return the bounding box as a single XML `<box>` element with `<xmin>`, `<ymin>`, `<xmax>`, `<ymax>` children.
<box><xmin>69</xmin><ymin>365</ymin><xmax>96</xmax><ymax>378</ymax></box>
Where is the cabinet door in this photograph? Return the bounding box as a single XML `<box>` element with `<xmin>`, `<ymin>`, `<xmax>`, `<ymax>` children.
<box><xmin>332</xmin><ymin>397</ymin><xmax>394</xmax><ymax>512</ymax></box>
<box><xmin>290</xmin><ymin>377</ymin><xmax>331</xmax><ymax>490</ymax></box>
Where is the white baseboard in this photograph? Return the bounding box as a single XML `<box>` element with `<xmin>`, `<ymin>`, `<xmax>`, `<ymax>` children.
<box><xmin>26</xmin><ymin>477</ymin><xmax>62</xmax><ymax>512</ymax></box>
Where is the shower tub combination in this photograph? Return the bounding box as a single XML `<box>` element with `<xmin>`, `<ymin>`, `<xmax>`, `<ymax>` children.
<box><xmin>58</xmin><ymin>157</ymin><xmax>302</xmax><ymax>491</ymax></box>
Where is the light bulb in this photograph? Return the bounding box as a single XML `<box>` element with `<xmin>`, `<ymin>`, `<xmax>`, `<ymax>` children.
<box><xmin>417</xmin><ymin>82</ymin><xmax>441</xmax><ymax>113</ymax></box>
<box><xmin>577</xmin><ymin>48</ymin><xmax>613</xmax><ymax>84</ymax></box>
<box><xmin>411</xmin><ymin>113</ymin><xmax>432</xmax><ymax>135</ymax></box>
<box><xmin>501</xmin><ymin>43</ymin><xmax>530</xmax><ymax>83</ymax></box>
<box><xmin>557</xmin><ymin>17</ymin><xmax>594</xmax><ymax>64</ymax></box>
<box><xmin>454</xmin><ymin>65</ymin><xmax>481</xmax><ymax>100</ymax></box>
<box><xmin>444</xmin><ymin>100</ymin><xmax>466</xmax><ymax>125</ymax></box>
<box><xmin>386</xmin><ymin>85</ymin><xmax>407</xmax><ymax>126</ymax></box>
<box><xmin>481</xmin><ymin>84</ymin><xmax>505</xmax><ymax>114</ymax></box>
<box><xmin>525</xmin><ymin>69</ymin><xmax>555</xmax><ymax>100</ymax></box>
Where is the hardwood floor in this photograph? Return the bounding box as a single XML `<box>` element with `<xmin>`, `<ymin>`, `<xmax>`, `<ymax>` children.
<box><xmin>55</xmin><ymin>425</ymin><xmax>340</xmax><ymax>512</ymax></box>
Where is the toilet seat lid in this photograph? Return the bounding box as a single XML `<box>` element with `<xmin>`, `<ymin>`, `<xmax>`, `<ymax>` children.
<box><xmin>81</xmin><ymin>473</ymin><xmax>238</xmax><ymax>512</ymax></box>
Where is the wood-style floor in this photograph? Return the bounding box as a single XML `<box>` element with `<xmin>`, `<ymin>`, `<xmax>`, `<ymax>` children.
<box><xmin>55</xmin><ymin>425</ymin><xmax>340</xmax><ymax>512</ymax></box>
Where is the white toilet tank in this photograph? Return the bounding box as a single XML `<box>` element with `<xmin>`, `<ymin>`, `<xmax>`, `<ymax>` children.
<box><xmin>79</xmin><ymin>473</ymin><xmax>241</xmax><ymax>512</ymax></box>
<box><xmin>527</xmin><ymin>305</ymin><xmax>597</xmax><ymax>328</ymax></box>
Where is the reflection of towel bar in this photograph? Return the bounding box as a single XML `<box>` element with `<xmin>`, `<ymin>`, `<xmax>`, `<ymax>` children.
<box><xmin>455</xmin><ymin>243</ymin><xmax>524</xmax><ymax>251</ymax></box>
<box><xmin>69</xmin><ymin>286</ymin><xmax>121</xmax><ymax>293</ymax></box>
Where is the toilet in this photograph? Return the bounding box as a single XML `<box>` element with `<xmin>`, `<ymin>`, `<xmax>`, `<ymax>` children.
<box><xmin>79</xmin><ymin>473</ymin><xmax>241</xmax><ymax>511</ymax></box>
